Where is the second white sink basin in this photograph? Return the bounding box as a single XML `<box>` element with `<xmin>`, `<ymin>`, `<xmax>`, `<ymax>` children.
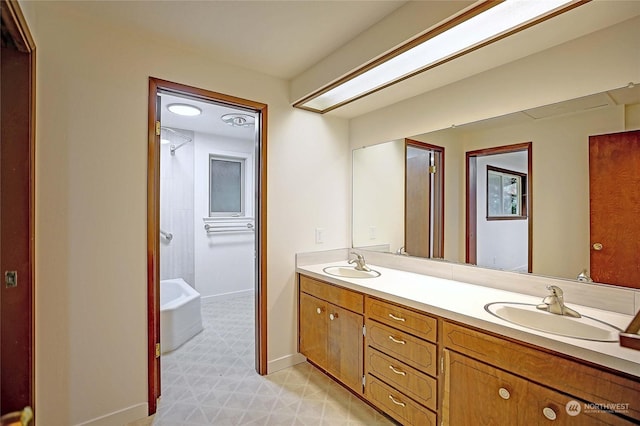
<box><xmin>485</xmin><ymin>302</ymin><xmax>622</xmax><ymax>342</ymax></box>
<box><xmin>323</xmin><ymin>266</ymin><xmax>381</xmax><ymax>279</ymax></box>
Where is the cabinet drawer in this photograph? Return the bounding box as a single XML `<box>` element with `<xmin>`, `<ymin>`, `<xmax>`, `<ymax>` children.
<box><xmin>366</xmin><ymin>347</ymin><xmax>437</xmax><ymax>411</ymax></box>
<box><xmin>299</xmin><ymin>275</ymin><xmax>363</xmax><ymax>313</ymax></box>
<box><xmin>366</xmin><ymin>374</ymin><xmax>437</xmax><ymax>426</ymax></box>
<box><xmin>366</xmin><ymin>319</ymin><xmax>437</xmax><ymax>376</ymax></box>
<box><xmin>366</xmin><ymin>297</ymin><xmax>437</xmax><ymax>342</ymax></box>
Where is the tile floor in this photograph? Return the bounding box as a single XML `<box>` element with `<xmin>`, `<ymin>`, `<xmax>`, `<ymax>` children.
<box><xmin>153</xmin><ymin>292</ymin><xmax>395</xmax><ymax>425</ymax></box>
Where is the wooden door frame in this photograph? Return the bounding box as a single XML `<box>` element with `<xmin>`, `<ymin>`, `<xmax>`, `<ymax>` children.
<box><xmin>404</xmin><ymin>139</ymin><xmax>445</xmax><ymax>258</ymax></box>
<box><xmin>147</xmin><ymin>78</ymin><xmax>268</xmax><ymax>414</ymax></box>
<box><xmin>0</xmin><ymin>0</ymin><xmax>36</xmax><ymax>418</ymax></box>
<box><xmin>465</xmin><ymin>142</ymin><xmax>532</xmax><ymax>272</ymax></box>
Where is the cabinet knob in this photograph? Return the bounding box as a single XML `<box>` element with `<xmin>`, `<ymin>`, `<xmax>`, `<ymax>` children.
<box><xmin>542</xmin><ymin>407</ymin><xmax>557</xmax><ymax>421</ymax></box>
<box><xmin>498</xmin><ymin>387</ymin><xmax>511</xmax><ymax>400</ymax></box>
<box><xmin>329</xmin><ymin>313</ymin><xmax>338</xmax><ymax>321</ymax></box>
<box><xmin>592</xmin><ymin>242</ymin><xmax>603</xmax><ymax>251</ymax></box>
<box><xmin>316</xmin><ymin>307</ymin><xmax>324</xmax><ymax>314</ymax></box>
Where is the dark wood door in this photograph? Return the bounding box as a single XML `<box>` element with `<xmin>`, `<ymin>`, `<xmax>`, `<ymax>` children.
<box><xmin>405</xmin><ymin>140</ymin><xmax>444</xmax><ymax>259</ymax></box>
<box><xmin>589</xmin><ymin>130</ymin><xmax>640</xmax><ymax>288</ymax></box>
<box><xmin>405</xmin><ymin>153</ymin><xmax>431</xmax><ymax>258</ymax></box>
<box><xmin>1</xmin><ymin>0</ymin><xmax>35</xmax><ymax>418</ymax></box>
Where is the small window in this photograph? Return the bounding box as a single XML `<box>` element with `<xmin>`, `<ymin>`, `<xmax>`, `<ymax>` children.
<box><xmin>209</xmin><ymin>155</ymin><xmax>245</xmax><ymax>217</ymax></box>
<box><xmin>487</xmin><ymin>165</ymin><xmax>527</xmax><ymax>220</ymax></box>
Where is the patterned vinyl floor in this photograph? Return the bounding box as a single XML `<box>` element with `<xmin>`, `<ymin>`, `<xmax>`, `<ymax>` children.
<box><xmin>153</xmin><ymin>292</ymin><xmax>395</xmax><ymax>425</ymax></box>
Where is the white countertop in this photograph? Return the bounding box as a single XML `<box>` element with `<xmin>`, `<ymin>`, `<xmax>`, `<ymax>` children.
<box><xmin>296</xmin><ymin>262</ymin><xmax>640</xmax><ymax>378</ymax></box>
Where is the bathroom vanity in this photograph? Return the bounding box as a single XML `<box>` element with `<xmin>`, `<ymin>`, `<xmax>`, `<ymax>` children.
<box><xmin>296</xmin><ymin>259</ymin><xmax>640</xmax><ymax>426</ymax></box>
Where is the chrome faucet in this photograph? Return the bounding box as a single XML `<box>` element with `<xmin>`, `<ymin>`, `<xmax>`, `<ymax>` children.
<box><xmin>349</xmin><ymin>251</ymin><xmax>371</xmax><ymax>272</ymax></box>
<box><xmin>536</xmin><ymin>285</ymin><xmax>581</xmax><ymax>318</ymax></box>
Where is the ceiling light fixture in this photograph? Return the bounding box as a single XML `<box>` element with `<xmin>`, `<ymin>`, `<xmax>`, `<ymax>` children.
<box><xmin>167</xmin><ymin>103</ymin><xmax>202</xmax><ymax>116</ymax></box>
<box><xmin>221</xmin><ymin>113</ymin><xmax>255</xmax><ymax>127</ymax></box>
<box><xmin>295</xmin><ymin>0</ymin><xmax>586</xmax><ymax>113</ymax></box>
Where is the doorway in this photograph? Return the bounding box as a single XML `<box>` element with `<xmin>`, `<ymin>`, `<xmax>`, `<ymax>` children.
<box><xmin>466</xmin><ymin>142</ymin><xmax>532</xmax><ymax>273</ymax></box>
<box><xmin>147</xmin><ymin>78</ymin><xmax>268</xmax><ymax>414</ymax></box>
<box><xmin>404</xmin><ymin>139</ymin><xmax>444</xmax><ymax>258</ymax></box>
<box><xmin>1</xmin><ymin>0</ymin><xmax>36</xmax><ymax>419</ymax></box>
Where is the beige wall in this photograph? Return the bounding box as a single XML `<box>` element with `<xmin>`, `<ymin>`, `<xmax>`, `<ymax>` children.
<box><xmin>22</xmin><ymin>2</ymin><xmax>350</xmax><ymax>425</ymax></box>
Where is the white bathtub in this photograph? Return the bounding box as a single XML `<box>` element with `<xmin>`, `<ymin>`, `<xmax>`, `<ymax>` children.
<box><xmin>160</xmin><ymin>278</ymin><xmax>203</xmax><ymax>353</ymax></box>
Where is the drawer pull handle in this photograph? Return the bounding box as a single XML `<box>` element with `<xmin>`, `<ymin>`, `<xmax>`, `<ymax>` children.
<box><xmin>542</xmin><ymin>407</ymin><xmax>557</xmax><ymax>421</ymax></box>
<box><xmin>316</xmin><ymin>307</ymin><xmax>324</xmax><ymax>314</ymax></box>
<box><xmin>388</xmin><ymin>335</ymin><xmax>406</xmax><ymax>345</ymax></box>
<box><xmin>388</xmin><ymin>313</ymin><xmax>406</xmax><ymax>322</ymax></box>
<box><xmin>498</xmin><ymin>387</ymin><xmax>511</xmax><ymax>400</ymax></box>
<box><xmin>329</xmin><ymin>313</ymin><xmax>338</xmax><ymax>321</ymax></box>
<box><xmin>389</xmin><ymin>365</ymin><xmax>406</xmax><ymax>376</ymax></box>
<box><xmin>388</xmin><ymin>395</ymin><xmax>406</xmax><ymax>407</ymax></box>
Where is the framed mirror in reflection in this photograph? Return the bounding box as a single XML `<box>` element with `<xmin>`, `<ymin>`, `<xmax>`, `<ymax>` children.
<box><xmin>352</xmin><ymin>84</ymin><xmax>640</xmax><ymax>289</ymax></box>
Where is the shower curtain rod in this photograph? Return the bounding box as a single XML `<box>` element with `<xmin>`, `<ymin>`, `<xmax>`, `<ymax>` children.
<box><xmin>161</xmin><ymin>126</ymin><xmax>192</xmax><ymax>155</ymax></box>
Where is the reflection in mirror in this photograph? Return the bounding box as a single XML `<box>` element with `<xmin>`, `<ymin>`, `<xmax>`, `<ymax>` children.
<box><xmin>466</xmin><ymin>144</ymin><xmax>531</xmax><ymax>274</ymax></box>
<box><xmin>405</xmin><ymin>140</ymin><xmax>444</xmax><ymax>259</ymax></box>
<box><xmin>352</xmin><ymin>84</ymin><xmax>640</xmax><ymax>287</ymax></box>
<box><xmin>353</xmin><ymin>140</ymin><xmax>404</xmax><ymax>253</ymax></box>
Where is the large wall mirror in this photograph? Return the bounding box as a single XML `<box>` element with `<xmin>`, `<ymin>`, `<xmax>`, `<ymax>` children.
<box><xmin>353</xmin><ymin>84</ymin><xmax>640</xmax><ymax>288</ymax></box>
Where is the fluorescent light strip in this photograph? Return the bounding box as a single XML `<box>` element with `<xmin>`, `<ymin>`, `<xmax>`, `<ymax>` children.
<box><xmin>301</xmin><ymin>0</ymin><xmax>576</xmax><ymax>112</ymax></box>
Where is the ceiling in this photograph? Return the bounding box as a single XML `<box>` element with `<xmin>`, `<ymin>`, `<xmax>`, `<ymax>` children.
<box><xmin>63</xmin><ymin>1</ymin><xmax>640</xmax><ymax>120</ymax></box>
<box><xmin>160</xmin><ymin>93</ymin><xmax>256</xmax><ymax>139</ymax></box>
<box><xmin>62</xmin><ymin>0</ymin><xmax>407</xmax><ymax>80</ymax></box>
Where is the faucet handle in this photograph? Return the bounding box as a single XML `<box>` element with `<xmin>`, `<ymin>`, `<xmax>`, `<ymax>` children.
<box><xmin>546</xmin><ymin>285</ymin><xmax>563</xmax><ymax>297</ymax></box>
<box><xmin>350</xmin><ymin>251</ymin><xmax>364</xmax><ymax>261</ymax></box>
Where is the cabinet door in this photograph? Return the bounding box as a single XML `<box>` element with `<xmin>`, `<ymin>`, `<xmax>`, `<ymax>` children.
<box><xmin>327</xmin><ymin>303</ymin><xmax>364</xmax><ymax>393</ymax></box>
<box><xmin>299</xmin><ymin>292</ymin><xmax>328</xmax><ymax>369</ymax></box>
<box><xmin>528</xmin><ymin>380</ymin><xmax>636</xmax><ymax>426</ymax></box>
<box><xmin>444</xmin><ymin>350</ymin><xmax>528</xmax><ymax>425</ymax></box>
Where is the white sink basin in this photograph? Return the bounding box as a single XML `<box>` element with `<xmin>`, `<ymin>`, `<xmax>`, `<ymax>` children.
<box><xmin>322</xmin><ymin>266</ymin><xmax>381</xmax><ymax>279</ymax></box>
<box><xmin>485</xmin><ymin>302</ymin><xmax>622</xmax><ymax>342</ymax></box>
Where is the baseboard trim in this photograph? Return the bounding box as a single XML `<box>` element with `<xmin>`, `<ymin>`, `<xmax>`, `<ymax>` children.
<box><xmin>75</xmin><ymin>403</ymin><xmax>148</xmax><ymax>426</ymax></box>
<box><xmin>267</xmin><ymin>352</ymin><xmax>306</xmax><ymax>374</ymax></box>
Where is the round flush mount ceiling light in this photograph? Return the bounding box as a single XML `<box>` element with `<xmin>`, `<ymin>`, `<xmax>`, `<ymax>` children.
<box><xmin>221</xmin><ymin>113</ymin><xmax>255</xmax><ymax>127</ymax></box>
<box><xmin>167</xmin><ymin>103</ymin><xmax>202</xmax><ymax>116</ymax></box>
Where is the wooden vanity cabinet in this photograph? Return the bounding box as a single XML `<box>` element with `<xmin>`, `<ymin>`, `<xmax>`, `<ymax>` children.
<box><xmin>364</xmin><ymin>296</ymin><xmax>439</xmax><ymax>426</ymax></box>
<box><xmin>443</xmin><ymin>321</ymin><xmax>640</xmax><ymax>425</ymax></box>
<box><xmin>298</xmin><ymin>275</ymin><xmax>364</xmax><ymax>394</ymax></box>
<box><xmin>298</xmin><ymin>273</ymin><xmax>640</xmax><ymax>426</ymax></box>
